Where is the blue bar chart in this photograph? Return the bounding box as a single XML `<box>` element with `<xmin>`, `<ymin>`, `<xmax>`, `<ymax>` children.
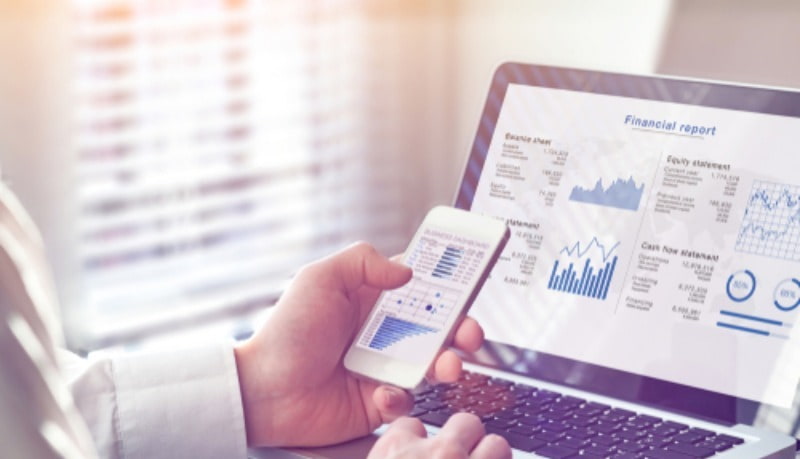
<box><xmin>547</xmin><ymin>237</ymin><xmax>620</xmax><ymax>300</ymax></box>
<box><xmin>432</xmin><ymin>246</ymin><xmax>463</xmax><ymax>279</ymax></box>
<box><xmin>367</xmin><ymin>316</ymin><xmax>436</xmax><ymax>350</ymax></box>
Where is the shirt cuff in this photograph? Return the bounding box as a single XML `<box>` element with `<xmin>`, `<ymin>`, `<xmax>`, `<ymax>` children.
<box><xmin>112</xmin><ymin>342</ymin><xmax>247</xmax><ymax>459</ymax></box>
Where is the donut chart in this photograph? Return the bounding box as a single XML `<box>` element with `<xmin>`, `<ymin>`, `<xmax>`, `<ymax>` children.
<box><xmin>773</xmin><ymin>278</ymin><xmax>800</xmax><ymax>311</ymax></box>
<box><xmin>726</xmin><ymin>270</ymin><xmax>756</xmax><ymax>303</ymax></box>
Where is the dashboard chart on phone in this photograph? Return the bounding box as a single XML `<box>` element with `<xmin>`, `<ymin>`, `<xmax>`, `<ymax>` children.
<box><xmin>357</xmin><ymin>227</ymin><xmax>490</xmax><ymax>363</ymax></box>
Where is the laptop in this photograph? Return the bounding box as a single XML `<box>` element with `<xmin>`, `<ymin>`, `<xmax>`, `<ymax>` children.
<box><xmin>252</xmin><ymin>63</ymin><xmax>800</xmax><ymax>458</ymax></box>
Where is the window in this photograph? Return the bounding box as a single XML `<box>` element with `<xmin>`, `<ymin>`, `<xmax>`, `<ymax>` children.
<box><xmin>69</xmin><ymin>0</ymin><xmax>412</xmax><ymax>349</ymax></box>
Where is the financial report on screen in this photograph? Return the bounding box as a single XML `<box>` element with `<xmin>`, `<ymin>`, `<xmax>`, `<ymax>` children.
<box><xmin>470</xmin><ymin>83</ymin><xmax>800</xmax><ymax>407</ymax></box>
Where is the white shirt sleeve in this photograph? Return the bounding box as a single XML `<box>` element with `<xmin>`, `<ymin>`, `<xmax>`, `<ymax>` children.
<box><xmin>61</xmin><ymin>343</ymin><xmax>248</xmax><ymax>459</ymax></box>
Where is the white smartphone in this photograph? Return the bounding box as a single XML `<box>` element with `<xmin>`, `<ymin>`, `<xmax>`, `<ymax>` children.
<box><xmin>344</xmin><ymin>206</ymin><xmax>510</xmax><ymax>389</ymax></box>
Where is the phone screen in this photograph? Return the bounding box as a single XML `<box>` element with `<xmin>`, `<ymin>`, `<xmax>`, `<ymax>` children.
<box><xmin>355</xmin><ymin>226</ymin><xmax>492</xmax><ymax>364</ymax></box>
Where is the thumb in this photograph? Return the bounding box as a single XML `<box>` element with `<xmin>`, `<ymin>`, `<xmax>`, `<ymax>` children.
<box><xmin>372</xmin><ymin>385</ymin><xmax>415</xmax><ymax>423</ymax></box>
<box><xmin>331</xmin><ymin>242</ymin><xmax>412</xmax><ymax>294</ymax></box>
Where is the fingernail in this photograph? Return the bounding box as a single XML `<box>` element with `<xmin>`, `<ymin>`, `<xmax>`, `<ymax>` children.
<box><xmin>383</xmin><ymin>387</ymin><xmax>403</xmax><ymax>407</ymax></box>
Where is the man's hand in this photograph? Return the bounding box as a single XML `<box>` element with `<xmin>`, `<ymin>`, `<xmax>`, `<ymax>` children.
<box><xmin>369</xmin><ymin>414</ymin><xmax>511</xmax><ymax>459</ymax></box>
<box><xmin>233</xmin><ymin>242</ymin><xmax>494</xmax><ymax>448</ymax></box>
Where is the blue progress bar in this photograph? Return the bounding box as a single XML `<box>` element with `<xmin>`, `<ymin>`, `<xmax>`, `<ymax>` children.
<box><xmin>368</xmin><ymin>316</ymin><xmax>437</xmax><ymax>350</ymax></box>
<box><xmin>719</xmin><ymin>310</ymin><xmax>783</xmax><ymax>326</ymax></box>
<box><xmin>716</xmin><ymin>321</ymin><xmax>769</xmax><ymax>336</ymax></box>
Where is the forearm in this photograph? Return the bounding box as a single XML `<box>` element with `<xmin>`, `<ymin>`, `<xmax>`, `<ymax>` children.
<box><xmin>62</xmin><ymin>343</ymin><xmax>248</xmax><ymax>459</ymax></box>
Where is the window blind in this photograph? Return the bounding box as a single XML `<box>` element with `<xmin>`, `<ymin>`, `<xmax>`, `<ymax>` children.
<box><xmin>69</xmin><ymin>0</ymin><xmax>408</xmax><ymax>348</ymax></box>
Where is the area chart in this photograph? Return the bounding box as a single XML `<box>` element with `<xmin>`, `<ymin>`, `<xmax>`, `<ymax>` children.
<box><xmin>569</xmin><ymin>176</ymin><xmax>644</xmax><ymax>211</ymax></box>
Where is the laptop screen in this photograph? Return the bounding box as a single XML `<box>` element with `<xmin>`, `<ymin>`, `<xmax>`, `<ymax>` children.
<box><xmin>456</xmin><ymin>63</ymin><xmax>800</xmax><ymax>423</ymax></box>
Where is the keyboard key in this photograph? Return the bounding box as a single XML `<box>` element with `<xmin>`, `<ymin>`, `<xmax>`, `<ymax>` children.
<box><xmin>568</xmin><ymin>427</ymin><xmax>599</xmax><ymax>440</ymax></box>
<box><xmin>493</xmin><ymin>410</ymin><xmax>521</xmax><ymax>421</ymax></box>
<box><xmin>609</xmin><ymin>408</ymin><xmax>636</xmax><ymax>418</ymax></box>
<box><xmin>716</xmin><ymin>433</ymin><xmax>744</xmax><ymax>444</ymax></box>
<box><xmin>627</xmin><ymin>416</ymin><xmax>656</xmax><ymax>428</ymax></box>
<box><xmin>673</xmin><ymin>431</ymin><xmax>707</xmax><ymax>444</ymax></box>
<box><xmin>639</xmin><ymin>436</ymin><xmax>674</xmax><ymax>448</ymax></box>
<box><xmin>500</xmin><ymin>431</ymin><xmax>547</xmax><ymax>452</ymax></box>
<box><xmin>687</xmin><ymin>427</ymin><xmax>715</xmax><ymax>438</ymax></box>
<box><xmin>520</xmin><ymin>403</ymin><xmax>552</xmax><ymax>415</ymax></box>
<box><xmin>616</xmin><ymin>441</ymin><xmax>648</xmax><ymax>453</ymax></box>
<box><xmin>643</xmin><ymin>449</ymin><xmax>695</xmax><ymax>459</ymax></box>
<box><xmin>564</xmin><ymin>416</ymin><xmax>596</xmax><ymax>428</ymax></box>
<box><xmin>696</xmin><ymin>440</ymin><xmax>733</xmax><ymax>452</ymax></box>
<box><xmin>616</xmin><ymin>429</ymin><xmax>647</xmax><ymax>441</ymax></box>
<box><xmin>666</xmin><ymin>442</ymin><xmax>716</xmax><ymax>458</ymax></box>
<box><xmin>600</xmin><ymin>414</ymin><xmax>629</xmax><ymax>423</ymax></box>
<box><xmin>488</xmin><ymin>377</ymin><xmax>515</xmax><ymax>388</ymax></box>
<box><xmin>543</xmin><ymin>410</ymin><xmax>573</xmax><ymax>421</ymax></box>
<box><xmin>614</xmin><ymin>453</ymin><xmax>646</xmax><ymax>459</ymax></box>
<box><xmin>574</xmin><ymin>407</ymin><xmax>605</xmax><ymax>417</ymax></box>
<box><xmin>533</xmin><ymin>444</ymin><xmax>579</xmax><ymax>458</ymax></box>
<box><xmin>582</xmin><ymin>444</ymin><xmax>617</xmax><ymax>456</ymax></box>
<box><xmin>485</xmin><ymin>418</ymin><xmax>516</xmax><ymax>430</ymax></box>
<box><xmin>408</xmin><ymin>407</ymin><xmax>428</xmax><ymax>418</ymax></box>
<box><xmin>555</xmin><ymin>437</ymin><xmax>590</xmax><ymax>450</ymax></box>
<box><xmin>553</xmin><ymin>397</ymin><xmax>584</xmax><ymax>409</ymax></box>
<box><xmin>595</xmin><ymin>422</ymin><xmax>622</xmax><ymax>434</ymax></box>
<box><xmin>639</xmin><ymin>414</ymin><xmax>663</xmax><ymax>424</ymax></box>
<box><xmin>542</xmin><ymin>421</ymin><xmax>571</xmax><ymax>433</ymax></box>
<box><xmin>518</xmin><ymin>414</ymin><xmax>547</xmax><ymax>427</ymax></box>
<box><xmin>534</xmin><ymin>429</ymin><xmax>565</xmax><ymax>443</ymax></box>
<box><xmin>651</xmin><ymin>425</ymin><xmax>679</xmax><ymax>437</ymax></box>
<box><xmin>593</xmin><ymin>434</ymin><xmax>622</xmax><ymax>447</ymax></box>
<box><xmin>509</xmin><ymin>424</ymin><xmax>540</xmax><ymax>436</ymax></box>
<box><xmin>662</xmin><ymin>421</ymin><xmax>689</xmax><ymax>432</ymax></box>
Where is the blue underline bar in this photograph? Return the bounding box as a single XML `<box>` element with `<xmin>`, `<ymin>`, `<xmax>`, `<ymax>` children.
<box><xmin>716</xmin><ymin>321</ymin><xmax>770</xmax><ymax>336</ymax></box>
<box><xmin>719</xmin><ymin>310</ymin><xmax>783</xmax><ymax>326</ymax></box>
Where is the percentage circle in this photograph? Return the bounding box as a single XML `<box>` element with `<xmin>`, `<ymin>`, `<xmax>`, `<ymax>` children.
<box><xmin>726</xmin><ymin>270</ymin><xmax>756</xmax><ymax>302</ymax></box>
<box><xmin>773</xmin><ymin>278</ymin><xmax>800</xmax><ymax>311</ymax></box>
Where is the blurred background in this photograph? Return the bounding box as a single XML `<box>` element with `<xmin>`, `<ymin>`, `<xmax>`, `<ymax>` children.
<box><xmin>2</xmin><ymin>0</ymin><xmax>800</xmax><ymax>435</ymax></box>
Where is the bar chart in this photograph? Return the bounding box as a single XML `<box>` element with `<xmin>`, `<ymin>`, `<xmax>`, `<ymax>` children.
<box><xmin>432</xmin><ymin>246</ymin><xmax>463</xmax><ymax>279</ymax></box>
<box><xmin>547</xmin><ymin>237</ymin><xmax>620</xmax><ymax>300</ymax></box>
<box><xmin>367</xmin><ymin>316</ymin><xmax>436</xmax><ymax>350</ymax></box>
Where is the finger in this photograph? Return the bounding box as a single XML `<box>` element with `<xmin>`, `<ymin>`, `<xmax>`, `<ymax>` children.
<box><xmin>431</xmin><ymin>349</ymin><xmax>462</xmax><ymax>383</ymax></box>
<box><xmin>383</xmin><ymin>416</ymin><xmax>428</xmax><ymax>439</ymax></box>
<box><xmin>469</xmin><ymin>434</ymin><xmax>512</xmax><ymax>459</ymax></box>
<box><xmin>372</xmin><ymin>385</ymin><xmax>415</xmax><ymax>423</ymax></box>
<box><xmin>329</xmin><ymin>242</ymin><xmax>412</xmax><ymax>295</ymax></box>
<box><xmin>368</xmin><ymin>417</ymin><xmax>428</xmax><ymax>459</ymax></box>
<box><xmin>452</xmin><ymin>316</ymin><xmax>485</xmax><ymax>353</ymax></box>
<box><xmin>438</xmin><ymin>412</ymin><xmax>485</xmax><ymax>453</ymax></box>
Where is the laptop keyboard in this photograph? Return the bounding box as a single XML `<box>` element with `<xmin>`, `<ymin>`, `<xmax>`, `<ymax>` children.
<box><xmin>411</xmin><ymin>371</ymin><xmax>744</xmax><ymax>458</ymax></box>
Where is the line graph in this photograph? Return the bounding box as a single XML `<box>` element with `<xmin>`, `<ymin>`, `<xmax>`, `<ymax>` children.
<box><xmin>569</xmin><ymin>176</ymin><xmax>644</xmax><ymax>211</ymax></box>
<box><xmin>547</xmin><ymin>237</ymin><xmax>620</xmax><ymax>300</ymax></box>
<box><xmin>735</xmin><ymin>180</ymin><xmax>800</xmax><ymax>261</ymax></box>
